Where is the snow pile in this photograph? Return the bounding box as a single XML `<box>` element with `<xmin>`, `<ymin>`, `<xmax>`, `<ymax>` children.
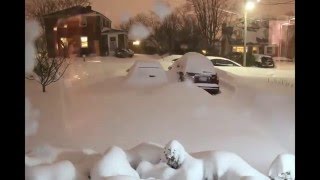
<box><xmin>128</xmin><ymin>23</ymin><xmax>151</xmax><ymax>40</ymax></box>
<box><xmin>25</xmin><ymin>160</ymin><xmax>76</xmax><ymax>180</ymax></box>
<box><xmin>25</xmin><ymin>19</ymin><xmax>41</xmax><ymax>74</ymax></box>
<box><xmin>268</xmin><ymin>153</ymin><xmax>295</xmax><ymax>180</ymax></box>
<box><xmin>192</xmin><ymin>150</ymin><xmax>269</xmax><ymax>180</ymax></box>
<box><xmin>104</xmin><ymin>176</ymin><xmax>140</xmax><ymax>180</ymax></box>
<box><xmin>152</xmin><ymin>0</ymin><xmax>172</xmax><ymax>21</ymax></box>
<box><xmin>25</xmin><ymin>97</ymin><xmax>40</xmax><ymax>137</ymax></box>
<box><xmin>25</xmin><ymin>144</ymin><xmax>60</xmax><ymax>166</ymax></box>
<box><xmin>90</xmin><ymin>146</ymin><xmax>140</xmax><ymax>180</ymax></box>
<box><xmin>126</xmin><ymin>142</ymin><xmax>163</xmax><ymax>169</ymax></box>
<box><xmin>137</xmin><ymin>161</ymin><xmax>176</xmax><ymax>179</ymax></box>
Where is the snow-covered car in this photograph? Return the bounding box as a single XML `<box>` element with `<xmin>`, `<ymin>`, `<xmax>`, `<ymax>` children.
<box><xmin>253</xmin><ymin>54</ymin><xmax>275</xmax><ymax>68</ymax></box>
<box><xmin>115</xmin><ymin>48</ymin><xmax>134</xmax><ymax>58</ymax></box>
<box><xmin>126</xmin><ymin>60</ymin><xmax>168</xmax><ymax>86</ymax></box>
<box><xmin>206</xmin><ymin>56</ymin><xmax>242</xmax><ymax>67</ymax></box>
<box><xmin>168</xmin><ymin>52</ymin><xmax>220</xmax><ymax>95</ymax></box>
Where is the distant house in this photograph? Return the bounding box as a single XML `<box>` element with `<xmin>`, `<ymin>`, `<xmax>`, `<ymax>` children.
<box><xmin>43</xmin><ymin>6</ymin><xmax>128</xmax><ymax>57</ymax></box>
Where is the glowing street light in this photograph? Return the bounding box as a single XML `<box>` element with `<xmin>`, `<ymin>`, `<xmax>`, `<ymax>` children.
<box><xmin>243</xmin><ymin>0</ymin><xmax>257</xmax><ymax>66</ymax></box>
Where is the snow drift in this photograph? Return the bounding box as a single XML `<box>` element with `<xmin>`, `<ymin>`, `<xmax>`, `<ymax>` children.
<box><xmin>90</xmin><ymin>146</ymin><xmax>140</xmax><ymax>180</ymax></box>
<box><xmin>268</xmin><ymin>153</ymin><xmax>295</xmax><ymax>180</ymax></box>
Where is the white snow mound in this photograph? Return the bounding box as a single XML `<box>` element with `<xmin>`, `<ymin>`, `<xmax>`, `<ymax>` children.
<box><xmin>25</xmin><ymin>160</ymin><xmax>76</xmax><ymax>180</ymax></box>
<box><xmin>25</xmin><ymin>97</ymin><xmax>39</xmax><ymax>136</ymax></box>
<box><xmin>90</xmin><ymin>146</ymin><xmax>140</xmax><ymax>180</ymax></box>
<box><xmin>268</xmin><ymin>153</ymin><xmax>295</xmax><ymax>180</ymax></box>
<box><xmin>126</xmin><ymin>142</ymin><xmax>163</xmax><ymax>169</ymax></box>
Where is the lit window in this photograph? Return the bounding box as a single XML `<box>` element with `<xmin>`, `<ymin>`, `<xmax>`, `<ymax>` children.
<box><xmin>133</xmin><ymin>40</ymin><xmax>140</xmax><ymax>46</ymax></box>
<box><xmin>64</xmin><ymin>24</ymin><xmax>68</xmax><ymax>28</ymax></box>
<box><xmin>60</xmin><ymin>38</ymin><xmax>68</xmax><ymax>46</ymax></box>
<box><xmin>233</xmin><ymin>46</ymin><xmax>244</xmax><ymax>53</ymax></box>
<box><xmin>253</xmin><ymin>47</ymin><xmax>258</xmax><ymax>53</ymax></box>
<box><xmin>81</xmin><ymin>36</ymin><xmax>88</xmax><ymax>48</ymax></box>
<box><xmin>53</xmin><ymin>27</ymin><xmax>57</xmax><ymax>31</ymax></box>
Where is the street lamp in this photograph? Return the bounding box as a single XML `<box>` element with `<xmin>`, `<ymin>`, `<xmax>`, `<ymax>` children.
<box><xmin>243</xmin><ymin>0</ymin><xmax>257</xmax><ymax>66</ymax></box>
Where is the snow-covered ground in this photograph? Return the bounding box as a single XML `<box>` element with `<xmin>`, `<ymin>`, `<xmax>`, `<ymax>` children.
<box><xmin>25</xmin><ymin>54</ymin><xmax>294</xmax><ymax>174</ymax></box>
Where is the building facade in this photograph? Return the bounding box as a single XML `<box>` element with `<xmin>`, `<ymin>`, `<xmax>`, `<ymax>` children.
<box><xmin>43</xmin><ymin>6</ymin><xmax>128</xmax><ymax>57</ymax></box>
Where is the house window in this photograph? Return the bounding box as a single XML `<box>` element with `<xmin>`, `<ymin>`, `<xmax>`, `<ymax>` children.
<box><xmin>64</xmin><ymin>24</ymin><xmax>68</xmax><ymax>28</ymax></box>
<box><xmin>233</xmin><ymin>46</ymin><xmax>244</xmax><ymax>53</ymax></box>
<box><xmin>53</xmin><ymin>27</ymin><xmax>57</xmax><ymax>31</ymax></box>
<box><xmin>60</xmin><ymin>38</ymin><xmax>68</xmax><ymax>46</ymax></box>
<box><xmin>80</xmin><ymin>17</ymin><xmax>87</xmax><ymax>27</ymax></box>
<box><xmin>253</xmin><ymin>47</ymin><xmax>258</xmax><ymax>53</ymax></box>
<box><xmin>81</xmin><ymin>36</ymin><xmax>88</xmax><ymax>48</ymax></box>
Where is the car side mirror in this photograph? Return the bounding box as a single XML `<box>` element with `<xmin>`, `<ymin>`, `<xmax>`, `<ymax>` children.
<box><xmin>168</xmin><ymin>66</ymin><xmax>172</xmax><ymax>70</ymax></box>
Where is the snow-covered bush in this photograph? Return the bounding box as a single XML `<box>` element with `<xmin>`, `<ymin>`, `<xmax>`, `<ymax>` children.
<box><xmin>25</xmin><ymin>160</ymin><xmax>76</xmax><ymax>180</ymax></box>
<box><xmin>268</xmin><ymin>153</ymin><xmax>295</xmax><ymax>180</ymax></box>
<box><xmin>90</xmin><ymin>146</ymin><xmax>140</xmax><ymax>180</ymax></box>
<box><xmin>163</xmin><ymin>140</ymin><xmax>187</xmax><ymax>169</ymax></box>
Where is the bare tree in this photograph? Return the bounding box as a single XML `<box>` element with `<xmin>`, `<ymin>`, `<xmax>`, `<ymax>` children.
<box><xmin>26</xmin><ymin>37</ymin><xmax>70</xmax><ymax>92</ymax></box>
<box><xmin>187</xmin><ymin>0</ymin><xmax>229</xmax><ymax>51</ymax></box>
<box><xmin>25</xmin><ymin>0</ymin><xmax>90</xmax><ymax>26</ymax></box>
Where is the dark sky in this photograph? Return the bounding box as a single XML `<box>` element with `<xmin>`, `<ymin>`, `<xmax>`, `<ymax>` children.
<box><xmin>90</xmin><ymin>0</ymin><xmax>294</xmax><ymax>27</ymax></box>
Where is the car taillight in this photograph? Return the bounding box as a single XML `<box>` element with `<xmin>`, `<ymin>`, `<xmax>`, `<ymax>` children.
<box><xmin>211</xmin><ymin>74</ymin><xmax>219</xmax><ymax>84</ymax></box>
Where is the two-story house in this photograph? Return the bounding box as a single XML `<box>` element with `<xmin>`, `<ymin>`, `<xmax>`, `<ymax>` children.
<box><xmin>43</xmin><ymin>6</ymin><xmax>128</xmax><ymax>57</ymax></box>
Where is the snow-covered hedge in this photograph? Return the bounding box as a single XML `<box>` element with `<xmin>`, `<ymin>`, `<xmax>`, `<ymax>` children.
<box><xmin>25</xmin><ymin>141</ymin><xmax>295</xmax><ymax>180</ymax></box>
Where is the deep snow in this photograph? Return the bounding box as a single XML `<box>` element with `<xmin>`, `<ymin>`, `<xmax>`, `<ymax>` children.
<box><xmin>25</xmin><ymin>54</ymin><xmax>294</xmax><ymax>174</ymax></box>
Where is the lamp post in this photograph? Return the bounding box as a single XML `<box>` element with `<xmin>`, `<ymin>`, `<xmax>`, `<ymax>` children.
<box><xmin>243</xmin><ymin>0</ymin><xmax>256</xmax><ymax>66</ymax></box>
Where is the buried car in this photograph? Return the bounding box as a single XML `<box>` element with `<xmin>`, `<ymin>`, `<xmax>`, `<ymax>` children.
<box><xmin>126</xmin><ymin>60</ymin><xmax>168</xmax><ymax>86</ymax></box>
<box><xmin>207</xmin><ymin>56</ymin><xmax>242</xmax><ymax>67</ymax></box>
<box><xmin>115</xmin><ymin>48</ymin><xmax>134</xmax><ymax>58</ymax></box>
<box><xmin>253</xmin><ymin>54</ymin><xmax>275</xmax><ymax>68</ymax></box>
<box><xmin>168</xmin><ymin>52</ymin><xmax>220</xmax><ymax>95</ymax></box>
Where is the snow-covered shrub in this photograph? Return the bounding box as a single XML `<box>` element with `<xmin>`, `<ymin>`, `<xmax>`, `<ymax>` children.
<box><xmin>268</xmin><ymin>153</ymin><xmax>295</xmax><ymax>180</ymax></box>
<box><xmin>126</xmin><ymin>142</ymin><xmax>163</xmax><ymax>169</ymax></box>
<box><xmin>25</xmin><ymin>160</ymin><xmax>76</xmax><ymax>180</ymax></box>
<box><xmin>163</xmin><ymin>140</ymin><xmax>186</xmax><ymax>169</ymax></box>
<box><xmin>90</xmin><ymin>146</ymin><xmax>139</xmax><ymax>180</ymax></box>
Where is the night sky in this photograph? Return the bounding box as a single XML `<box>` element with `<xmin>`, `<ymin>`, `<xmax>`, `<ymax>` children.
<box><xmin>90</xmin><ymin>0</ymin><xmax>294</xmax><ymax>27</ymax></box>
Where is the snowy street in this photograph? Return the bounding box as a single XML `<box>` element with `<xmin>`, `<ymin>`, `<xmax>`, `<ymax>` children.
<box><xmin>25</xmin><ymin>54</ymin><xmax>295</xmax><ymax>174</ymax></box>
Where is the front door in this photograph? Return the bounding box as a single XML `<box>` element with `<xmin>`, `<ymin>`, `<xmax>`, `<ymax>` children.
<box><xmin>109</xmin><ymin>36</ymin><xmax>117</xmax><ymax>55</ymax></box>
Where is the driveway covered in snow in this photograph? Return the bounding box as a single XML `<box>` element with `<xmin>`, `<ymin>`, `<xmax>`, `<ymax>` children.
<box><xmin>25</xmin><ymin>54</ymin><xmax>294</xmax><ymax>173</ymax></box>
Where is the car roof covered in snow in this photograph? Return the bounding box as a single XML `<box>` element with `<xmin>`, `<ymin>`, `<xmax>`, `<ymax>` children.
<box><xmin>131</xmin><ymin>60</ymin><xmax>163</xmax><ymax>68</ymax></box>
<box><xmin>176</xmin><ymin>52</ymin><xmax>216</xmax><ymax>74</ymax></box>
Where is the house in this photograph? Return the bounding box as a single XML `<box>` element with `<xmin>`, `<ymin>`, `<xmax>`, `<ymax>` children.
<box><xmin>42</xmin><ymin>6</ymin><xmax>128</xmax><ymax>57</ymax></box>
<box><xmin>220</xmin><ymin>16</ymin><xmax>295</xmax><ymax>58</ymax></box>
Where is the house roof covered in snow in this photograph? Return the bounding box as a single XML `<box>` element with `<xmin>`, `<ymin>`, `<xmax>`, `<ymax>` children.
<box><xmin>101</xmin><ymin>28</ymin><xmax>127</xmax><ymax>34</ymax></box>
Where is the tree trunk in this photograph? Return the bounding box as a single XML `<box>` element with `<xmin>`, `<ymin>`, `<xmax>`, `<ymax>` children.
<box><xmin>42</xmin><ymin>85</ymin><xmax>46</xmax><ymax>92</ymax></box>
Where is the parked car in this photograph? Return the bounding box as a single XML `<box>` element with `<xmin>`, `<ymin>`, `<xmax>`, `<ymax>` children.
<box><xmin>115</xmin><ymin>48</ymin><xmax>134</xmax><ymax>58</ymax></box>
<box><xmin>126</xmin><ymin>60</ymin><xmax>168</xmax><ymax>86</ymax></box>
<box><xmin>206</xmin><ymin>56</ymin><xmax>242</xmax><ymax>67</ymax></box>
<box><xmin>253</xmin><ymin>54</ymin><xmax>275</xmax><ymax>68</ymax></box>
<box><xmin>168</xmin><ymin>52</ymin><xmax>220</xmax><ymax>95</ymax></box>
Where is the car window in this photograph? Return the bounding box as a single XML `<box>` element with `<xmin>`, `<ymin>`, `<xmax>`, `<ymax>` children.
<box><xmin>212</xmin><ymin>59</ymin><xmax>235</xmax><ymax>66</ymax></box>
